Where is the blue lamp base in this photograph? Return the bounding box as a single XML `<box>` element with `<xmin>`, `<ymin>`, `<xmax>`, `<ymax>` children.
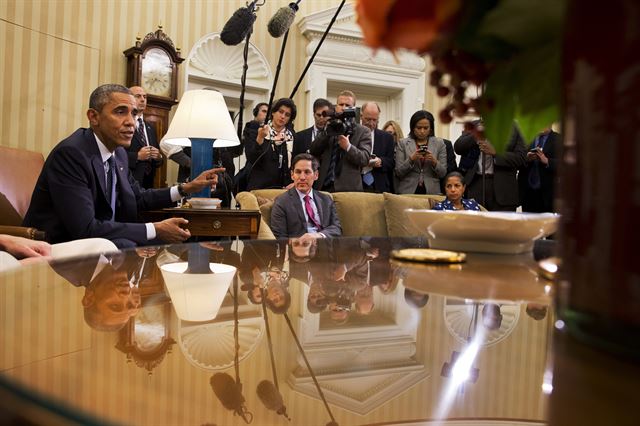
<box><xmin>190</xmin><ymin>138</ymin><xmax>214</xmax><ymax>198</ymax></box>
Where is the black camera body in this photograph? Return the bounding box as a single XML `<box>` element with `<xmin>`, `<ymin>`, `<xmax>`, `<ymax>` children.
<box><xmin>323</xmin><ymin>107</ymin><xmax>357</xmax><ymax>137</ymax></box>
<box><xmin>417</xmin><ymin>144</ymin><xmax>429</xmax><ymax>153</ymax></box>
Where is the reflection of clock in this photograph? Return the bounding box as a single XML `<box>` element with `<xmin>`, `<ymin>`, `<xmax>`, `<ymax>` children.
<box><xmin>141</xmin><ymin>47</ymin><xmax>173</xmax><ymax>97</ymax></box>
<box><xmin>124</xmin><ymin>26</ymin><xmax>184</xmax><ymax>188</ymax></box>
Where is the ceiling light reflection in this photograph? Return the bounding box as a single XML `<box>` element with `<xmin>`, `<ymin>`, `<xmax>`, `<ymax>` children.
<box><xmin>434</xmin><ymin>328</ymin><xmax>485</xmax><ymax>421</ymax></box>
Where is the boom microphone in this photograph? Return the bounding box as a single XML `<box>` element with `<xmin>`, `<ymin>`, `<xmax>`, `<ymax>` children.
<box><xmin>220</xmin><ymin>2</ymin><xmax>257</xmax><ymax>46</ymax></box>
<box><xmin>267</xmin><ymin>2</ymin><xmax>300</xmax><ymax>38</ymax></box>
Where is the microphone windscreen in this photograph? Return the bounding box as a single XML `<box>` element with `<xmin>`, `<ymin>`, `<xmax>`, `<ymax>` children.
<box><xmin>256</xmin><ymin>380</ymin><xmax>283</xmax><ymax>410</ymax></box>
<box><xmin>268</xmin><ymin>4</ymin><xmax>297</xmax><ymax>38</ymax></box>
<box><xmin>220</xmin><ymin>7</ymin><xmax>257</xmax><ymax>46</ymax></box>
<box><xmin>210</xmin><ymin>373</ymin><xmax>245</xmax><ymax>410</ymax></box>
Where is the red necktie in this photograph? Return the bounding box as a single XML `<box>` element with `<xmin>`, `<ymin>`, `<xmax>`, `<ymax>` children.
<box><xmin>304</xmin><ymin>195</ymin><xmax>322</xmax><ymax>230</ymax></box>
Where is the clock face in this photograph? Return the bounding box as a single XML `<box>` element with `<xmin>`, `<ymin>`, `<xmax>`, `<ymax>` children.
<box><xmin>141</xmin><ymin>47</ymin><xmax>173</xmax><ymax>98</ymax></box>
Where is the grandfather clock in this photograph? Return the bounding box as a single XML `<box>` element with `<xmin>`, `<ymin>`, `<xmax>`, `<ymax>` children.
<box><xmin>124</xmin><ymin>25</ymin><xmax>184</xmax><ymax>188</ymax></box>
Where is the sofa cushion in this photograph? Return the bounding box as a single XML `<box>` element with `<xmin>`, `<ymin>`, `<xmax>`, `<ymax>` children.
<box><xmin>332</xmin><ymin>192</ymin><xmax>387</xmax><ymax>237</ymax></box>
<box><xmin>258</xmin><ymin>198</ymin><xmax>274</xmax><ymax>228</ymax></box>
<box><xmin>235</xmin><ymin>191</ymin><xmax>260</xmax><ymax>210</ymax></box>
<box><xmin>258</xmin><ymin>218</ymin><xmax>276</xmax><ymax>239</ymax></box>
<box><xmin>236</xmin><ymin>191</ymin><xmax>276</xmax><ymax>239</ymax></box>
<box><xmin>252</xmin><ymin>189</ymin><xmax>287</xmax><ymax>201</ymax></box>
<box><xmin>383</xmin><ymin>193</ymin><xmax>444</xmax><ymax>237</ymax></box>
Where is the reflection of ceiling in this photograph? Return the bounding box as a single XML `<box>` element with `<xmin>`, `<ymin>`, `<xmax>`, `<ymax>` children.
<box><xmin>289</xmin><ymin>365</ymin><xmax>428</xmax><ymax>416</ymax></box>
<box><xmin>178</xmin><ymin>317</ymin><xmax>264</xmax><ymax>371</ymax></box>
<box><xmin>444</xmin><ymin>300</ymin><xmax>521</xmax><ymax>347</ymax></box>
<box><xmin>291</xmin><ymin>283</ymin><xmax>427</xmax><ymax>414</ymax></box>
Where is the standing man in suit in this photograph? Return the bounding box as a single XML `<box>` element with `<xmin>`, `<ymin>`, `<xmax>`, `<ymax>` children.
<box><xmin>292</xmin><ymin>98</ymin><xmax>332</xmax><ymax>158</ymax></box>
<box><xmin>126</xmin><ymin>86</ymin><xmax>162</xmax><ymax>189</ymax></box>
<box><xmin>455</xmin><ymin>124</ymin><xmax>527</xmax><ymax>211</ymax></box>
<box><xmin>518</xmin><ymin>128</ymin><xmax>559</xmax><ymax>212</ymax></box>
<box><xmin>309</xmin><ymin>90</ymin><xmax>372</xmax><ymax>192</ymax></box>
<box><xmin>23</xmin><ymin>84</ymin><xmax>223</xmax><ymax>248</ymax></box>
<box><xmin>360</xmin><ymin>102</ymin><xmax>395</xmax><ymax>193</ymax></box>
<box><xmin>270</xmin><ymin>153</ymin><xmax>342</xmax><ymax>240</ymax></box>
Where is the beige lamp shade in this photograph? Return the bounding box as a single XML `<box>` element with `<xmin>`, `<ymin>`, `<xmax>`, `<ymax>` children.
<box><xmin>160</xmin><ymin>262</ymin><xmax>237</xmax><ymax>322</ymax></box>
<box><xmin>160</xmin><ymin>89</ymin><xmax>240</xmax><ymax>147</ymax></box>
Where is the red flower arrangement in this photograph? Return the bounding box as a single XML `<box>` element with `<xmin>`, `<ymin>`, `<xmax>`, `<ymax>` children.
<box><xmin>356</xmin><ymin>0</ymin><xmax>567</xmax><ymax>152</ymax></box>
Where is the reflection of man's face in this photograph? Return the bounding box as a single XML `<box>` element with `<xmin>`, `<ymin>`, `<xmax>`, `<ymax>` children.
<box><xmin>355</xmin><ymin>285</ymin><xmax>374</xmax><ymax>315</ymax></box>
<box><xmin>266</xmin><ymin>285</ymin><xmax>286</xmax><ymax>308</ymax></box>
<box><xmin>290</xmin><ymin>237</ymin><xmax>316</xmax><ymax>260</ymax></box>
<box><xmin>82</xmin><ymin>270</ymin><xmax>141</xmax><ymax>330</ymax></box>
<box><xmin>309</xmin><ymin>284</ymin><xmax>325</xmax><ymax>305</ymax></box>
<box><xmin>250</xmin><ymin>286</ymin><xmax>263</xmax><ymax>304</ymax></box>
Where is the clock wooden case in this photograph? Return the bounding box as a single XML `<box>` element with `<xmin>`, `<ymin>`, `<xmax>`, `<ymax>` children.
<box><xmin>124</xmin><ymin>26</ymin><xmax>184</xmax><ymax>187</ymax></box>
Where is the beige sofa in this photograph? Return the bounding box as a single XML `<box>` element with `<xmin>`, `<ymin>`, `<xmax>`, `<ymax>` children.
<box><xmin>236</xmin><ymin>189</ymin><xmax>454</xmax><ymax>240</ymax></box>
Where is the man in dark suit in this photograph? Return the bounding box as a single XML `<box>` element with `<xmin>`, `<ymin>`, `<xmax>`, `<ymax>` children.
<box><xmin>292</xmin><ymin>98</ymin><xmax>332</xmax><ymax>158</ymax></box>
<box><xmin>360</xmin><ymin>102</ymin><xmax>395</xmax><ymax>192</ymax></box>
<box><xmin>455</xmin><ymin>125</ymin><xmax>527</xmax><ymax>211</ymax></box>
<box><xmin>518</xmin><ymin>128</ymin><xmax>559</xmax><ymax>212</ymax></box>
<box><xmin>309</xmin><ymin>90</ymin><xmax>372</xmax><ymax>192</ymax></box>
<box><xmin>270</xmin><ymin>153</ymin><xmax>342</xmax><ymax>239</ymax></box>
<box><xmin>126</xmin><ymin>86</ymin><xmax>163</xmax><ymax>189</ymax></box>
<box><xmin>23</xmin><ymin>84</ymin><xmax>223</xmax><ymax>248</ymax></box>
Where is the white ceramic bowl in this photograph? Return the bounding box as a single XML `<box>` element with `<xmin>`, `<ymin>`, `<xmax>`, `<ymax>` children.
<box><xmin>405</xmin><ymin>209</ymin><xmax>560</xmax><ymax>254</ymax></box>
<box><xmin>188</xmin><ymin>197</ymin><xmax>222</xmax><ymax>209</ymax></box>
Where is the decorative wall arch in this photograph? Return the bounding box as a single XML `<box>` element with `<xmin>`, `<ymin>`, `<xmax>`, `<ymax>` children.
<box><xmin>296</xmin><ymin>3</ymin><xmax>426</xmax><ymax>130</ymax></box>
<box><xmin>180</xmin><ymin>33</ymin><xmax>273</xmax><ymax>175</ymax></box>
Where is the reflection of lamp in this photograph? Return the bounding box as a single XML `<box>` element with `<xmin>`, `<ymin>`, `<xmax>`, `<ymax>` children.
<box><xmin>161</xmin><ymin>89</ymin><xmax>240</xmax><ymax>198</ymax></box>
<box><xmin>160</xmin><ymin>245</ymin><xmax>236</xmax><ymax>321</ymax></box>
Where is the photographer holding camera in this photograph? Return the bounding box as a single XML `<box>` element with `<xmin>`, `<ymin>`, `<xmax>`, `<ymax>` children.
<box><xmin>395</xmin><ymin>110</ymin><xmax>447</xmax><ymax>194</ymax></box>
<box><xmin>309</xmin><ymin>90</ymin><xmax>372</xmax><ymax>192</ymax></box>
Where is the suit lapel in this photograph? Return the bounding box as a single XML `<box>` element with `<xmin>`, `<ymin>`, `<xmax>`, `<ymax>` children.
<box><xmin>314</xmin><ymin>193</ymin><xmax>324</xmax><ymax>226</ymax></box>
<box><xmin>291</xmin><ymin>189</ymin><xmax>306</xmax><ymax>228</ymax></box>
<box><xmin>114</xmin><ymin>148</ymin><xmax>137</xmax><ymax>219</ymax></box>
<box><xmin>92</xmin><ymin>155</ymin><xmax>108</xmax><ymax>197</ymax></box>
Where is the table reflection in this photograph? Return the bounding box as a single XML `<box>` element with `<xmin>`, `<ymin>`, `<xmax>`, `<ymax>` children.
<box><xmin>1</xmin><ymin>237</ymin><xmax>555</xmax><ymax>425</ymax></box>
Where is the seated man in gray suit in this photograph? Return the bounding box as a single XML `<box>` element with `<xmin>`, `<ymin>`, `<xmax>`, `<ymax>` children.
<box><xmin>270</xmin><ymin>153</ymin><xmax>342</xmax><ymax>240</ymax></box>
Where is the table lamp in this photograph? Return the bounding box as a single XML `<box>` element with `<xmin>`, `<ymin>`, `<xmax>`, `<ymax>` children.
<box><xmin>160</xmin><ymin>245</ymin><xmax>237</xmax><ymax>322</ymax></box>
<box><xmin>161</xmin><ymin>89</ymin><xmax>240</xmax><ymax>198</ymax></box>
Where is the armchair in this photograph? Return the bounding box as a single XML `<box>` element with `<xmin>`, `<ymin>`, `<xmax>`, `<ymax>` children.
<box><xmin>0</xmin><ymin>145</ymin><xmax>46</xmax><ymax>240</ymax></box>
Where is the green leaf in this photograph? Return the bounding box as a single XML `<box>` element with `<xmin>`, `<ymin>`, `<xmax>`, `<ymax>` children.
<box><xmin>478</xmin><ymin>0</ymin><xmax>566</xmax><ymax>49</ymax></box>
<box><xmin>515</xmin><ymin>104</ymin><xmax>560</xmax><ymax>145</ymax></box>
<box><xmin>483</xmin><ymin>97</ymin><xmax>516</xmax><ymax>155</ymax></box>
<box><xmin>510</xmin><ymin>42</ymin><xmax>561</xmax><ymax>115</ymax></box>
<box><xmin>476</xmin><ymin>42</ymin><xmax>561</xmax><ymax>152</ymax></box>
<box><xmin>479</xmin><ymin>61</ymin><xmax>518</xmax><ymax>154</ymax></box>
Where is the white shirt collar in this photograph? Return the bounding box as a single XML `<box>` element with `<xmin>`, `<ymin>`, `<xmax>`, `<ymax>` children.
<box><xmin>93</xmin><ymin>133</ymin><xmax>113</xmax><ymax>163</ymax></box>
<box><xmin>295</xmin><ymin>188</ymin><xmax>314</xmax><ymax>201</ymax></box>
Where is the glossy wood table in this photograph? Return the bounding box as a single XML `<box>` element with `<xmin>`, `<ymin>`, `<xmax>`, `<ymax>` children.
<box><xmin>144</xmin><ymin>207</ymin><xmax>261</xmax><ymax>239</ymax></box>
<box><xmin>1</xmin><ymin>238</ymin><xmax>633</xmax><ymax>425</ymax></box>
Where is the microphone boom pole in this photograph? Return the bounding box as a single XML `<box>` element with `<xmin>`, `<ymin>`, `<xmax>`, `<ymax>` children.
<box><xmin>266</xmin><ymin>1</ymin><xmax>302</xmax><ymax>114</ymax></box>
<box><xmin>266</xmin><ymin>29</ymin><xmax>290</xmax><ymax>116</ymax></box>
<box><xmin>237</xmin><ymin>29</ymin><xmax>252</xmax><ymax>143</ymax></box>
<box><xmin>289</xmin><ymin>0</ymin><xmax>346</xmax><ymax>99</ymax></box>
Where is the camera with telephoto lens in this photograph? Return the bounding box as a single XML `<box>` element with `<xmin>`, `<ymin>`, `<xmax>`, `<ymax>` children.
<box><xmin>323</xmin><ymin>107</ymin><xmax>357</xmax><ymax>137</ymax></box>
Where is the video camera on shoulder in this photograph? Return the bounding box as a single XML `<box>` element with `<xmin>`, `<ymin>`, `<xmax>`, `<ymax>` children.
<box><xmin>322</xmin><ymin>107</ymin><xmax>357</xmax><ymax>137</ymax></box>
